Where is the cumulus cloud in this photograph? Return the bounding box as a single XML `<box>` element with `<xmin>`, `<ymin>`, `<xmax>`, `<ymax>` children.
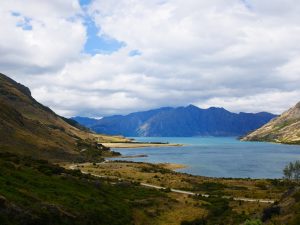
<box><xmin>0</xmin><ymin>0</ymin><xmax>85</xmax><ymax>75</ymax></box>
<box><xmin>0</xmin><ymin>0</ymin><xmax>300</xmax><ymax>117</ymax></box>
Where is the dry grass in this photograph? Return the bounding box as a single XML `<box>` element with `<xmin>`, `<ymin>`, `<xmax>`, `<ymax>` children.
<box><xmin>76</xmin><ymin>161</ymin><xmax>283</xmax><ymax>200</ymax></box>
<box><xmin>62</xmin><ymin>161</ymin><xmax>288</xmax><ymax>224</ymax></box>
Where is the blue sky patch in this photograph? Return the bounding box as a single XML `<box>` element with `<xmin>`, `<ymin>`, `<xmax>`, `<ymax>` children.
<box><xmin>129</xmin><ymin>50</ymin><xmax>142</xmax><ymax>57</ymax></box>
<box><xmin>82</xmin><ymin>14</ymin><xmax>125</xmax><ymax>55</ymax></box>
<box><xmin>11</xmin><ymin>11</ymin><xmax>21</xmax><ymax>17</ymax></box>
<box><xmin>79</xmin><ymin>0</ymin><xmax>92</xmax><ymax>7</ymax></box>
<box><xmin>16</xmin><ymin>17</ymin><xmax>32</xmax><ymax>30</ymax></box>
<box><xmin>240</xmin><ymin>0</ymin><xmax>253</xmax><ymax>10</ymax></box>
<box><xmin>79</xmin><ymin>0</ymin><xmax>125</xmax><ymax>55</ymax></box>
<box><xmin>12</xmin><ymin>11</ymin><xmax>33</xmax><ymax>30</ymax></box>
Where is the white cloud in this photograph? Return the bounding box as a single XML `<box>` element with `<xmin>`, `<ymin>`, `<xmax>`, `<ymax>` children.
<box><xmin>1</xmin><ymin>0</ymin><xmax>300</xmax><ymax>117</ymax></box>
<box><xmin>0</xmin><ymin>0</ymin><xmax>85</xmax><ymax>75</ymax></box>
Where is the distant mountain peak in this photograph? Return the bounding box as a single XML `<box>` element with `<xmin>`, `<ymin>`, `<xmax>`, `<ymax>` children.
<box><xmin>186</xmin><ymin>104</ymin><xmax>198</xmax><ymax>109</ymax></box>
<box><xmin>74</xmin><ymin>105</ymin><xmax>276</xmax><ymax>137</ymax></box>
<box><xmin>208</xmin><ymin>106</ymin><xmax>226</xmax><ymax>110</ymax></box>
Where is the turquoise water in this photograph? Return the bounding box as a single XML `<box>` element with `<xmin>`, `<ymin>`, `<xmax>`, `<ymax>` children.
<box><xmin>111</xmin><ymin>137</ymin><xmax>300</xmax><ymax>178</ymax></box>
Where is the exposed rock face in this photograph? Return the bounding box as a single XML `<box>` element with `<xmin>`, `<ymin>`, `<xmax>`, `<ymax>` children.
<box><xmin>73</xmin><ymin>105</ymin><xmax>276</xmax><ymax>137</ymax></box>
<box><xmin>242</xmin><ymin>101</ymin><xmax>300</xmax><ymax>144</ymax></box>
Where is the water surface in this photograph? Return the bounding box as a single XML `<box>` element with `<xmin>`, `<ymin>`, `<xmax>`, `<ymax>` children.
<box><xmin>110</xmin><ymin>137</ymin><xmax>300</xmax><ymax>178</ymax></box>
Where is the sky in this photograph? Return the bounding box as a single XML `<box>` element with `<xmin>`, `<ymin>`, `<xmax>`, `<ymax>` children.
<box><xmin>0</xmin><ymin>0</ymin><xmax>300</xmax><ymax>117</ymax></box>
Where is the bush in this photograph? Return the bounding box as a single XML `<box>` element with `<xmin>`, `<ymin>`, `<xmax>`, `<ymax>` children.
<box><xmin>283</xmin><ymin>161</ymin><xmax>300</xmax><ymax>181</ymax></box>
<box><xmin>181</xmin><ymin>218</ymin><xmax>207</xmax><ymax>225</ymax></box>
<box><xmin>37</xmin><ymin>164</ymin><xmax>65</xmax><ymax>176</ymax></box>
<box><xmin>262</xmin><ymin>205</ymin><xmax>280</xmax><ymax>221</ymax></box>
<box><xmin>244</xmin><ymin>219</ymin><xmax>262</xmax><ymax>225</ymax></box>
<box><xmin>192</xmin><ymin>182</ymin><xmax>227</xmax><ymax>192</ymax></box>
<box><xmin>162</xmin><ymin>187</ymin><xmax>171</xmax><ymax>193</ymax></box>
<box><xmin>292</xmin><ymin>190</ymin><xmax>300</xmax><ymax>202</ymax></box>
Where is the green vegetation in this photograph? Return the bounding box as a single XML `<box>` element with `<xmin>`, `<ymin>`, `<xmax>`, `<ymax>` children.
<box><xmin>181</xmin><ymin>195</ymin><xmax>249</xmax><ymax>225</ymax></box>
<box><xmin>139</xmin><ymin>164</ymin><xmax>172</xmax><ymax>174</ymax></box>
<box><xmin>181</xmin><ymin>218</ymin><xmax>207</xmax><ymax>225</ymax></box>
<box><xmin>80</xmin><ymin>161</ymin><xmax>288</xmax><ymax>224</ymax></box>
<box><xmin>244</xmin><ymin>219</ymin><xmax>262</xmax><ymax>225</ymax></box>
<box><xmin>76</xmin><ymin>140</ymin><xmax>120</xmax><ymax>162</ymax></box>
<box><xmin>190</xmin><ymin>182</ymin><xmax>227</xmax><ymax>195</ymax></box>
<box><xmin>0</xmin><ymin>152</ymin><xmax>169</xmax><ymax>225</ymax></box>
<box><xmin>256</xmin><ymin>162</ymin><xmax>300</xmax><ymax>224</ymax></box>
<box><xmin>283</xmin><ymin>160</ymin><xmax>300</xmax><ymax>181</ymax></box>
<box><xmin>1</xmin><ymin>73</ymin><xmax>300</xmax><ymax>224</ymax></box>
<box><xmin>260</xmin><ymin>187</ymin><xmax>300</xmax><ymax>224</ymax></box>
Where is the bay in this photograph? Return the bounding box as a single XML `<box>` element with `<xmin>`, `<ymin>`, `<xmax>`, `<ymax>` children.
<box><xmin>110</xmin><ymin>137</ymin><xmax>300</xmax><ymax>179</ymax></box>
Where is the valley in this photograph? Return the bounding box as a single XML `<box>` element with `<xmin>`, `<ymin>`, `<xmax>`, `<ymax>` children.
<box><xmin>1</xmin><ymin>73</ymin><xmax>300</xmax><ymax>224</ymax></box>
<box><xmin>61</xmin><ymin>159</ymin><xmax>299</xmax><ymax>225</ymax></box>
<box><xmin>2</xmin><ymin>1</ymin><xmax>300</xmax><ymax>224</ymax></box>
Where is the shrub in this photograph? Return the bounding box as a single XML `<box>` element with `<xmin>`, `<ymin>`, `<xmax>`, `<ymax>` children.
<box><xmin>181</xmin><ymin>218</ymin><xmax>207</xmax><ymax>225</ymax></box>
<box><xmin>244</xmin><ymin>219</ymin><xmax>262</xmax><ymax>225</ymax></box>
<box><xmin>192</xmin><ymin>182</ymin><xmax>227</xmax><ymax>192</ymax></box>
<box><xmin>262</xmin><ymin>205</ymin><xmax>280</xmax><ymax>222</ymax></box>
<box><xmin>283</xmin><ymin>161</ymin><xmax>300</xmax><ymax>181</ymax></box>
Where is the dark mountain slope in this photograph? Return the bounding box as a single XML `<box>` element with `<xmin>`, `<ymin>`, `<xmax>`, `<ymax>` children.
<box><xmin>77</xmin><ymin>107</ymin><xmax>174</xmax><ymax>136</ymax></box>
<box><xmin>0</xmin><ymin>73</ymin><xmax>128</xmax><ymax>161</ymax></box>
<box><xmin>74</xmin><ymin>105</ymin><xmax>276</xmax><ymax>137</ymax></box>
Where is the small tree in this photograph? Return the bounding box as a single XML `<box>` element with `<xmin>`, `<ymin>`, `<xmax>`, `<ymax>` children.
<box><xmin>283</xmin><ymin>162</ymin><xmax>293</xmax><ymax>180</ymax></box>
<box><xmin>244</xmin><ymin>219</ymin><xmax>262</xmax><ymax>225</ymax></box>
<box><xmin>283</xmin><ymin>160</ymin><xmax>300</xmax><ymax>181</ymax></box>
<box><xmin>294</xmin><ymin>161</ymin><xmax>300</xmax><ymax>180</ymax></box>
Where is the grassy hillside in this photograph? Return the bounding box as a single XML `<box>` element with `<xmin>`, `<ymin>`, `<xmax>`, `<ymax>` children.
<box><xmin>0</xmin><ymin>152</ymin><xmax>277</xmax><ymax>225</ymax></box>
<box><xmin>262</xmin><ymin>186</ymin><xmax>300</xmax><ymax>225</ymax></box>
<box><xmin>0</xmin><ymin>73</ymin><xmax>129</xmax><ymax>162</ymax></box>
<box><xmin>242</xmin><ymin>101</ymin><xmax>300</xmax><ymax>144</ymax></box>
<box><xmin>0</xmin><ymin>152</ymin><xmax>170</xmax><ymax>225</ymax></box>
<box><xmin>67</xmin><ymin>160</ymin><xmax>300</xmax><ymax>225</ymax></box>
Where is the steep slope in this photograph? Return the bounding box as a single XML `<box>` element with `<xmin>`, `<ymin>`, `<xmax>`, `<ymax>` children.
<box><xmin>0</xmin><ymin>73</ymin><xmax>128</xmax><ymax>161</ymax></box>
<box><xmin>262</xmin><ymin>186</ymin><xmax>300</xmax><ymax>224</ymax></box>
<box><xmin>0</xmin><ymin>152</ymin><xmax>169</xmax><ymax>225</ymax></box>
<box><xmin>242</xmin><ymin>101</ymin><xmax>300</xmax><ymax>144</ymax></box>
<box><xmin>74</xmin><ymin>105</ymin><xmax>276</xmax><ymax>137</ymax></box>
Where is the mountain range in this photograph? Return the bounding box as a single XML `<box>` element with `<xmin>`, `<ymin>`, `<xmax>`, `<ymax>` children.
<box><xmin>73</xmin><ymin>105</ymin><xmax>276</xmax><ymax>137</ymax></box>
<box><xmin>242</xmin><ymin>101</ymin><xmax>300</xmax><ymax>144</ymax></box>
<box><xmin>1</xmin><ymin>73</ymin><xmax>299</xmax><ymax>224</ymax></box>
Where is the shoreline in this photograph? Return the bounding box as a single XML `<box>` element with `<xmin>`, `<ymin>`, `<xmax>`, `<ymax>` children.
<box><xmin>119</xmin><ymin>154</ymin><xmax>148</xmax><ymax>159</ymax></box>
<box><xmin>63</xmin><ymin>160</ymin><xmax>280</xmax><ymax>203</ymax></box>
<box><xmin>102</xmin><ymin>142</ymin><xmax>184</xmax><ymax>148</ymax></box>
<box><xmin>157</xmin><ymin>162</ymin><xmax>187</xmax><ymax>170</ymax></box>
<box><xmin>102</xmin><ymin>159</ymin><xmax>187</xmax><ymax>171</ymax></box>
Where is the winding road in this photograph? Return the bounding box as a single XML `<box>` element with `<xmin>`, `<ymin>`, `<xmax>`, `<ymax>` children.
<box><xmin>68</xmin><ymin>164</ymin><xmax>275</xmax><ymax>204</ymax></box>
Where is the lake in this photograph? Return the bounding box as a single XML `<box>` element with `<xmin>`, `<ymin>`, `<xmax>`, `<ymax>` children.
<box><xmin>110</xmin><ymin>137</ymin><xmax>300</xmax><ymax>179</ymax></box>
